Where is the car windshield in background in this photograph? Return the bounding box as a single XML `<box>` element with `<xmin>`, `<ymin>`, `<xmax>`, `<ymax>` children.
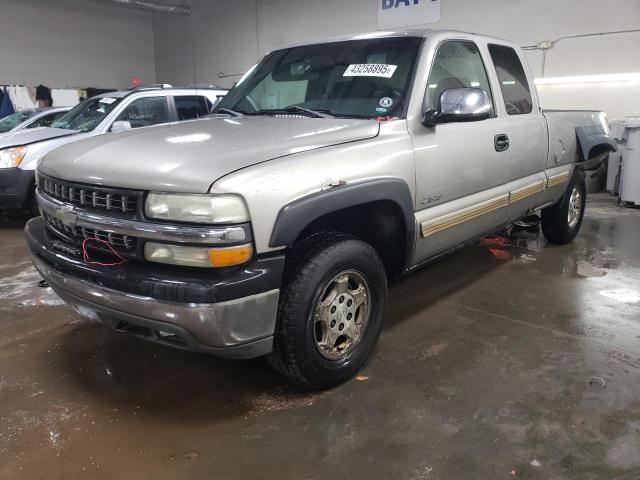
<box><xmin>51</xmin><ymin>96</ymin><xmax>122</xmax><ymax>132</ymax></box>
<box><xmin>0</xmin><ymin>109</ymin><xmax>38</xmax><ymax>133</ymax></box>
<box><xmin>216</xmin><ymin>37</ymin><xmax>423</xmax><ymax>119</ymax></box>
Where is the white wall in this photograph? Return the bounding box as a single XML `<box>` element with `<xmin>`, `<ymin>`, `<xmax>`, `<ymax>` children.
<box><xmin>153</xmin><ymin>0</ymin><xmax>640</xmax><ymax>118</ymax></box>
<box><xmin>0</xmin><ymin>0</ymin><xmax>156</xmax><ymax>90</ymax></box>
<box><xmin>153</xmin><ymin>0</ymin><xmax>259</xmax><ymax>88</ymax></box>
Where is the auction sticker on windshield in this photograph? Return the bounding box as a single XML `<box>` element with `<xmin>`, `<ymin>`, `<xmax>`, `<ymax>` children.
<box><xmin>343</xmin><ymin>64</ymin><xmax>397</xmax><ymax>78</ymax></box>
<box><xmin>99</xmin><ymin>98</ymin><xmax>117</xmax><ymax>104</ymax></box>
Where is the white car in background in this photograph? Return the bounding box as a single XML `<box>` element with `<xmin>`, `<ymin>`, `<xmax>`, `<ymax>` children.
<box><xmin>0</xmin><ymin>85</ymin><xmax>227</xmax><ymax>213</ymax></box>
<box><xmin>0</xmin><ymin>107</ymin><xmax>71</xmax><ymax>134</ymax></box>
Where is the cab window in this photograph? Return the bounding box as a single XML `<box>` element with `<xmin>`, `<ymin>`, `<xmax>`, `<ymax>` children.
<box><xmin>115</xmin><ymin>96</ymin><xmax>169</xmax><ymax>128</ymax></box>
<box><xmin>426</xmin><ymin>40</ymin><xmax>494</xmax><ymax>113</ymax></box>
<box><xmin>488</xmin><ymin>44</ymin><xmax>533</xmax><ymax>115</ymax></box>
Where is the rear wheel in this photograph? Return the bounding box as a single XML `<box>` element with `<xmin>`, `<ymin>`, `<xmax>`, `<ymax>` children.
<box><xmin>268</xmin><ymin>233</ymin><xmax>387</xmax><ymax>390</ymax></box>
<box><xmin>541</xmin><ymin>169</ymin><xmax>586</xmax><ymax>244</ymax></box>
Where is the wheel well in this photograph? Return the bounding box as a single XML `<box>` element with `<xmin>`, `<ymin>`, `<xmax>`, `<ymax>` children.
<box><xmin>579</xmin><ymin>143</ymin><xmax>613</xmax><ymax>161</ymax></box>
<box><xmin>294</xmin><ymin>201</ymin><xmax>408</xmax><ymax>279</ymax></box>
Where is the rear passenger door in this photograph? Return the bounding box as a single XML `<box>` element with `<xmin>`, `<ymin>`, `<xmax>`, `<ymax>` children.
<box><xmin>487</xmin><ymin>43</ymin><xmax>548</xmax><ymax>220</ymax></box>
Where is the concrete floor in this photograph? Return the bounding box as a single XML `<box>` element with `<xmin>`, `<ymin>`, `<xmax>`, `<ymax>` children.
<box><xmin>1</xmin><ymin>194</ymin><xmax>639</xmax><ymax>480</ymax></box>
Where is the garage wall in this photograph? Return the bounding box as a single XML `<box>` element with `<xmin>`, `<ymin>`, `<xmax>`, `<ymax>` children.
<box><xmin>153</xmin><ymin>0</ymin><xmax>259</xmax><ymax>88</ymax></box>
<box><xmin>0</xmin><ymin>0</ymin><xmax>156</xmax><ymax>90</ymax></box>
<box><xmin>153</xmin><ymin>0</ymin><xmax>640</xmax><ymax>118</ymax></box>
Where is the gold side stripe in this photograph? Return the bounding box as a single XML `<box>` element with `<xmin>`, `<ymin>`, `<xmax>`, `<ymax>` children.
<box><xmin>509</xmin><ymin>180</ymin><xmax>545</xmax><ymax>204</ymax></box>
<box><xmin>420</xmin><ymin>172</ymin><xmax>570</xmax><ymax>238</ymax></box>
<box><xmin>547</xmin><ymin>171</ymin><xmax>570</xmax><ymax>188</ymax></box>
<box><xmin>422</xmin><ymin>195</ymin><xmax>509</xmax><ymax>237</ymax></box>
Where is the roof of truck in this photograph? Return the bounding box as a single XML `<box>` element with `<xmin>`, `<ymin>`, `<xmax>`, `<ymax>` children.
<box><xmin>91</xmin><ymin>85</ymin><xmax>227</xmax><ymax>101</ymax></box>
<box><xmin>274</xmin><ymin>29</ymin><xmax>513</xmax><ymax>51</ymax></box>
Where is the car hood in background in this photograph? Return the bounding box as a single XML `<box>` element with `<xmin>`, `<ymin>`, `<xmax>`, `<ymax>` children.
<box><xmin>38</xmin><ymin>117</ymin><xmax>380</xmax><ymax>193</ymax></box>
<box><xmin>0</xmin><ymin>127</ymin><xmax>77</xmax><ymax>150</ymax></box>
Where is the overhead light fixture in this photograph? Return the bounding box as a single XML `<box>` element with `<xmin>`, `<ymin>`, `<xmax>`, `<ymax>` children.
<box><xmin>535</xmin><ymin>72</ymin><xmax>640</xmax><ymax>85</ymax></box>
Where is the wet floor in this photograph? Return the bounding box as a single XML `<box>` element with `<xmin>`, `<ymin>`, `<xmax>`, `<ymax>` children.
<box><xmin>1</xmin><ymin>194</ymin><xmax>639</xmax><ymax>479</ymax></box>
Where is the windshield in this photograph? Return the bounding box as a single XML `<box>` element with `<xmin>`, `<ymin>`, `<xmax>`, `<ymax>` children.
<box><xmin>0</xmin><ymin>109</ymin><xmax>38</xmax><ymax>133</ymax></box>
<box><xmin>216</xmin><ymin>37</ymin><xmax>423</xmax><ymax>119</ymax></box>
<box><xmin>51</xmin><ymin>96</ymin><xmax>122</xmax><ymax>132</ymax></box>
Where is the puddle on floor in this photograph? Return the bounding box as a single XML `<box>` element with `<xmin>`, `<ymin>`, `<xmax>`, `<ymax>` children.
<box><xmin>0</xmin><ymin>266</ymin><xmax>64</xmax><ymax>306</ymax></box>
<box><xmin>577</xmin><ymin>262</ymin><xmax>608</xmax><ymax>278</ymax></box>
<box><xmin>566</xmin><ymin>247</ymin><xmax>621</xmax><ymax>279</ymax></box>
<box><xmin>599</xmin><ymin>289</ymin><xmax>640</xmax><ymax>304</ymax></box>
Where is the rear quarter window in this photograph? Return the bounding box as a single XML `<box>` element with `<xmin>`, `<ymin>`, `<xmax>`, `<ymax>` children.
<box><xmin>488</xmin><ymin>44</ymin><xmax>533</xmax><ymax>115</ymax></box>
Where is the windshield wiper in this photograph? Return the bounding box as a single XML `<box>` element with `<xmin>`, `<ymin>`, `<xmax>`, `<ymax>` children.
<box><xmin>250</xmin><ymin>106</ymin><xmax>335</xmax><ymax>118</ymax></box>
<box><xmin>215</xmin><ymin>107</ymin><xmax>245</xmax><ymax>117</ymax></box>
<box><xmin>284</xmin><ymin>106</ymin><xmax>335</xmax><ymax>118</ymax></box>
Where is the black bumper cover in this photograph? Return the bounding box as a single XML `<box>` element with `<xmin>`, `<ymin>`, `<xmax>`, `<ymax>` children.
<box><xmin>0</xmin><ymin>168</ymin><xmax>34</xmax><ymax>208</ymax></box>
<box><xmin>25</xmin><ymin>216</ymin><xmax>285</xmax><ymax>305</ymax></box>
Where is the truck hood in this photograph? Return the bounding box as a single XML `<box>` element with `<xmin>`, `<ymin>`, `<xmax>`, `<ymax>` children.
<box><xmin>0</xmin><ymin>127</ymin><xmax>77</xmax><ymax>149</ymax></box>
<box><xmin>39</xmin><ymin>117</ymin><xmax>380</xmax><ymax>192</ymax></box>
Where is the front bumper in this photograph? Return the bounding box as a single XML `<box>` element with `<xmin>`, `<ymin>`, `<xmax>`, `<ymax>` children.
<box><xmin>26</xmin><ymin>217</ymin><xmax>284</xmax><ymax>359</ymax></box>
<box><xmin>0</xmin><ymin>167</ymin><xmax>34</xmax><ymax>208</ymax></box>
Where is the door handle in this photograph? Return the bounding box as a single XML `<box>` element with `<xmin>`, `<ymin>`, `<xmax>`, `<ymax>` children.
<box><xmin>495</xmin><ymin>134</ymin><xmax>510</xmax><ymax>152</ymax></box>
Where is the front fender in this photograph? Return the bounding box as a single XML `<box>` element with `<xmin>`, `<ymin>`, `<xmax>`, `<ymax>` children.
<box><xmin>269</xmin><ymin>177</ymin><xmax>416</xmax><ymax>250</ymax></box>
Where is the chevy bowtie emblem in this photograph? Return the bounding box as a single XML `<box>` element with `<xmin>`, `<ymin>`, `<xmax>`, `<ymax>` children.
<box><xmin>54</xmin><ymin>205</ymin><xmax>78</xmax><ymax>227</ymax></box>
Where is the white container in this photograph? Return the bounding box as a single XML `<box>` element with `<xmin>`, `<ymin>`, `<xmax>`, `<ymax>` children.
<box><xmin>619</xmin><ymin>119</ymin><xmax>640</xmax><ymax>207</ymax></box>
<box><xmin>607</xmin><ymin>119</ymin><xmax>626</xmax><ymax>194</ymax></box>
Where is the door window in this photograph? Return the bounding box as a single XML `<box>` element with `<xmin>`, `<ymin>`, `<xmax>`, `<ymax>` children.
<box><xmin>115</xmin><ymin>96</ymin><xmax>169</xmax><ymax>129</ymax></box>
<box><xmin>426</xmin><ymin>41</ymin><xmax>494</xmax><ymax>113</ymax></box>
<box><xmin>488</xmin><ymin>44</ymin><xmax>533</xmax><ymax>115</ymax></box>
<box><xmin>174</xmin><ymin>95</ymin><xmax>212</xmax><ymax>120</ymax></box>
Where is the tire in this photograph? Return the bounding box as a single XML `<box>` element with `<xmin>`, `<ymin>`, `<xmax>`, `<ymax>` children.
<box><xmin>541</xmin><ymin>169</ymin><xmax>586</xmax><ymax>244</ymax></box>
<box><xmin>268</xmin><ymin>232</ymin><xmax>388</xmax><ymax>390</ymax></box>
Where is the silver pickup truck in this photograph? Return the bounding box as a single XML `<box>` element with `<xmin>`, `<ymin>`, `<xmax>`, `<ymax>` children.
<box><xmin>26</xmin><ymin>30</ymin><xmax>615</xmax><ymax>389</ymax></box>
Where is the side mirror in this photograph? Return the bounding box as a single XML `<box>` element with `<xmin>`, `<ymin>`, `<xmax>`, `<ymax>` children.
<box><xmin>111</xmin><ymin>120</ymin><xmax>132</xmax><ymax>133</ymax></box>
<box><xmin>422</xmin><ymin>88</ymin><xmax>492</xmax><ymax>127</ymax></box>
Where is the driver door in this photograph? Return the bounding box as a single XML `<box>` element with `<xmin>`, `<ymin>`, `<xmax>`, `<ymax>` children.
<box><xmin>411</xmin><ymin>40</ymin><xmax>511</xmax><ymax>262</ymax></box>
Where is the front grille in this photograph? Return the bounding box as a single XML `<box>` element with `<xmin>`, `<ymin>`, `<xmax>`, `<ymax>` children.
<box><xmin>39</xmin><ymin>174</ymin><xmax>140</xmax><ymax>218</ymax></box>
<box><xmin>43</xmin><ymin>211</ymin><xmax>138</xmax><ymax>257</ymax></box>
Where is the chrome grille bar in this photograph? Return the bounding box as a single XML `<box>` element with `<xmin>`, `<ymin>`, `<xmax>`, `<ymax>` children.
<box><xmin>38</xmin><ymin>174</ymin><xmax>139</xmax><ymax>216</ymax></box>
<box><xmin>37</xmin><ymin>190</ymin><xmax>247</xmax><ymax>245</ymax></box>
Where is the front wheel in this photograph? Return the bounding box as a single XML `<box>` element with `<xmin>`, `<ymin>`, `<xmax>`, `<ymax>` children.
<box><xmin>541</xmin><ymin>169</ymin><xmax>586</xmax><ymax>244</ymax></box>
<box><xmin>268</xmin><ymin>233</ymin><xmax>388</xmax><ymax>390</ymax></box>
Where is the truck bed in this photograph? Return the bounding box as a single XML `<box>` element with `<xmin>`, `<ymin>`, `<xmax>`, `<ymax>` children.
<box><xmin>543</xmin><ymin>109</ymin><xmax>614</xmax><ymax>169</ymax></box>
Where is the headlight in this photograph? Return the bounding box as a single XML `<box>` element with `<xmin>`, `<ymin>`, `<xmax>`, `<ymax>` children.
<box><xmin>144</xmin><ymin>242</ymin><xmax>253</xmax><ymax>268</ymax></box>
<box><xmin>145</xmin><ymin>193</ymin><xmax>249</xmax><ymax>224</ymax></box>
<box><xmin>0</xmin><ymin>146</ymin><xmax>27</xmax><ymax>168</ymax></box>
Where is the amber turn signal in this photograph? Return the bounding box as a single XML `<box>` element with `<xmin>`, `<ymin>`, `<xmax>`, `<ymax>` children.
<box><xmin>208</xmin><ymin>244</ymin><xmax>253</xmax><ymax>267</ymax></box>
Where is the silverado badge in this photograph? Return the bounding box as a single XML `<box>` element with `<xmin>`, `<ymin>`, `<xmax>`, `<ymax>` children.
<box><xmin>54</xmin><ymin>205</ymin><xmax>78</xmax><ymax>228</ymax></box>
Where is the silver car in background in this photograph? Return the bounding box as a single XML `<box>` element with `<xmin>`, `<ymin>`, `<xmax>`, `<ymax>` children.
<box><xmin>0</xmin><ymin>107</ymin><xmax>71</xmax><ymax>134</ymax></box>
<box><xmin>0</xmin><ymin>85</ymin><xmax>227</xmax><ymax>212</ymax></box>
